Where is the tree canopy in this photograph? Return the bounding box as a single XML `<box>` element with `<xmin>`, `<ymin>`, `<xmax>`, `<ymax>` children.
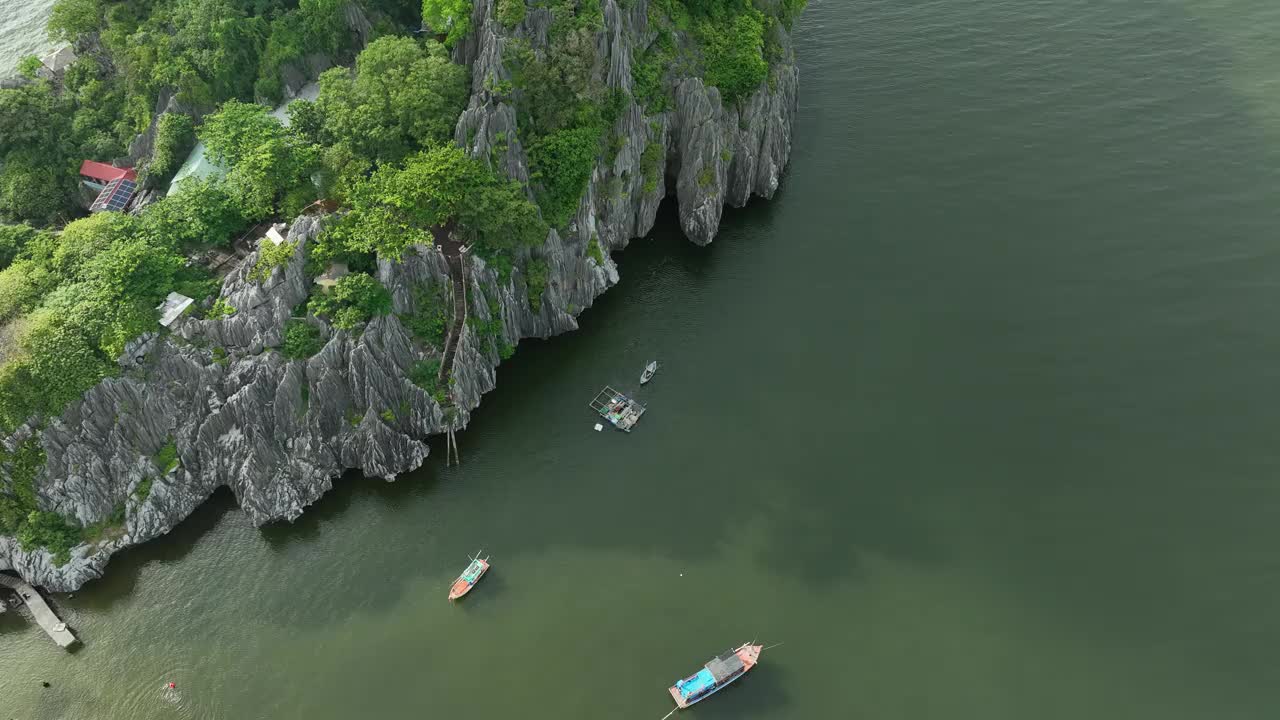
<box><xmin>420</xmin><ymin>0</ymin><xmax>472</xmax><ymax>46</ymax></box>
<box><xmin>199</xmin><ymin>100</ymin><xmax>320</xmax><ymax>220</ymax></box>
<box><xmin>291</xmin><ymin>36</ymin><xmax>468</xmax><ymax>195</ymax></box>
<box><xmin>326</xmin><ymin>144</ymin><xmax>546</xmax><ymax>261</ymax></box>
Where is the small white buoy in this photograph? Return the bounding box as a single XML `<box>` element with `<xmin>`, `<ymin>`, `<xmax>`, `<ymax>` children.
<box><xmin>593</xmin><ymin>423</ymin><xmax>603</xmax><ymax>432</ymax></box>
<box><xmin>679</xmin><ymin>573</ymin><xmax>683</xmax><ymax>577</ymax></box>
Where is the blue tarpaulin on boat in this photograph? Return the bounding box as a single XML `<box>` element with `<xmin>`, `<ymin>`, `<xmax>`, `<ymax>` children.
<box><xmin>676</xmin><ymin>669</ymin><xmax>717</xmax><ymax>699</ymax></box>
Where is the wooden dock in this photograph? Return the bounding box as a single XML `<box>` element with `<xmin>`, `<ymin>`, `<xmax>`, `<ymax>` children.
<box><xmin>0</xmin><ymin>573</ymin><xmax>78</xmax><ymax>649</ymax></box>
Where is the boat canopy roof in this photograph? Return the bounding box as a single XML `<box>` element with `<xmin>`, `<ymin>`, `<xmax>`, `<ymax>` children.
<box><xmin>461</xmin><ymin>559</ymin><xmax>485</xmax><ymax>583</ymax></box>
<box><xmin>706</xmin><ymin>651</ymin><xmax>745</xmax><ymax>683</ymax></box>
<box><xmin>676</xmin><ymin>669</ymin><xmax>717</xmax><ymax>699</ymax></box>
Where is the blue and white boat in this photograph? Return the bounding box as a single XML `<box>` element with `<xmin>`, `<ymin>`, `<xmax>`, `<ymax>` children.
<box><xmin>667</xmin><ymin>643</ymin><xmax>763</xmax><ymax>709</ymax></box>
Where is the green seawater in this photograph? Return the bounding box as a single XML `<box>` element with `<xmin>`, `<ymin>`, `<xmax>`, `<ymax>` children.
<box><xmin>4</xmin><ymin>0</ymin><xmax>1280</xmax><ymax>717</ymax></box>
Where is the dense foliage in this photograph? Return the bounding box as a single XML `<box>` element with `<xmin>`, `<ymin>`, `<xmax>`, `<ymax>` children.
<box><xmin>0</xmin><ymin>224</ymin><xmax>42</xmax><ymax>271</ymax></box>
<box><xmin>146</xmin><ymin>113</ymin><xmax>197</xmax><ymax>188</ymax></box>
<box><xmin>421</xmin><ymin>0</ymin><xmax>472</xmax><ymax>46</ymax></box>
<box><xmin>281</xmin><ymin>318</ymin><xmax>325</xmax><ymax>358</ymax></box>
<box><xmin>639</xmin><ymin>0</ymin><xmax>801</xmax><ymax>107</ymax></box>
<box><xmin>504</xmin><ymin>1</ymin><xmax>622</xmax><ymax>227</ymax></box>
<box><xmin>400</xmin><ymin>284</ymin><xmax>450</xmax><ymax>348</ymax></box>
<box><xmin>307</xmin><ymin>272</ymin><xmax>393</xmax><ymax>329</ymax></box>
<box><xmin>0</xmin><ymin>438</ymin><xmax>83</xmax><ymax>565</ymax></box>
<box><xmin>252</xmin><ymin>239</ymin><xmax>299</xmax><ymax>282</ymax></box>
<box><xmin>0</xmin><ymin>210</ymin><xmax>196</xmax><ymax>431</ymax></box>
<box><xmin>326</xmin><ymin>144</ymin><xmax>546</xmax><ymax>266</ymax></box>
<box><xmin>291</xmin><ymin>36</ymin><xmax>469</xmax><ymax>196</ymax></box>
<box><xmin>200</xmin><ymin>100</ymin><xmax>320</xmax><ymax>220</ymax></box>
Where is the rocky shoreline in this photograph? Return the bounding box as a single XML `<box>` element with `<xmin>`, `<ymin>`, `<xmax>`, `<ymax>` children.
<box><xmin>0</xmin><ymin>0</ymin><xmax>799</xmax><ymax>592</ymax></box>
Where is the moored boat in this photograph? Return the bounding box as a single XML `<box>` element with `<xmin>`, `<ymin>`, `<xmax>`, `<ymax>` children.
<box><xmin>640</xmin><ymin>361</ymin><xmax>659</xmax><ymax>384</ymax></box>
<box><xmin>447</xmin><ymin>554</ymin><xmax>490</xmax><ymax>600</ymax></box>
<box><xmin>667</xmin><ymin>643</ymin><xmax>763</xmax><ymax>709</ymax></box>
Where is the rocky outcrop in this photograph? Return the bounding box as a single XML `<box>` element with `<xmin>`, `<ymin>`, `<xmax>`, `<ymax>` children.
<box><xmin>0</xmin><ymin>0</ymin><xmax>800</xmax><ymax>591</ymax></box>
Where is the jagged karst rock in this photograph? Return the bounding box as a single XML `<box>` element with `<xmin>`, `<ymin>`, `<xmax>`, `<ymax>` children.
<box><xmin>0</xmin><ymin>0</ymin><xmax>801</xmax><ymax>591</ymax></box>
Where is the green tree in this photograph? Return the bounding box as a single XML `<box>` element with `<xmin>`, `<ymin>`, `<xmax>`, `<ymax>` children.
<box><xmin>83</xmin><ymin>236</ymin><xmax>183</xmax><ymax>303</ymax></box>
<box><xmin>140</xmin><ymin>178</ymin><xmax>247</xmax><ymax>248</ymax></box>
<box><xmin>421</xmin><ymin>0</ymin><xmax>472</xmax><ymax>46</ymax></box>
<box><xmin>281</xmin><ymin>319</ymin><xmax>324</xmax><ymax>358</ymax></box>
<box><xmin>47</xmin><ymin>0</ymin><xmax>104</xmax><ymax>43</ymax></box>
<box><xmin>200</xmin><ymin>100</ymin><xmax>318</xmax><ymax>220</ymax></box>
<box><xmin>496</xmin><ymin>0</ymin><xmax>525</xmax><ymax>28</ymax></box>
<box><xmin>0</xmin><ymin>261</ymin><xmax>58</xmax><ymax>322</ymax></box>
<box><xmin>302</xmin><ymin>36</ymin><xmax>467</xmax><ymax>189</ymax></box>
<box><xmin>0</xmin><ymin>224</ymin><xmax>39</xmax><ymax>270</ymax></box>
<box><xmin>307</xmin><ymin>272</ymin><xmax>393</xmax><ymax>329</ymax></box>
<box><xmin>329</xmin><ymin>144</ymin><xmax>545</xmax><ymax>261</ymax></box>
<box><xmin>698</xmin><ymin>9</ymin><xmax>768</xmax><ymax>104</ymax></box>
<box><xmin>146</xmin><ymin>113</ymin><xmax>197</xmax><ymax>187</ymax></box>
<box><xmin>17</xmin><ymin>56</ymin><xmax>43</xmax><ymax>80</ymax></box>
<box><xmin>0</xmin><ymin>153</ymin><xmax>74</xmax><ymax>225</ymax></box>
<box><xmin>52</xmin><ymin>212</ymin><xmax>138</xmax><ymax>279</ymax></box>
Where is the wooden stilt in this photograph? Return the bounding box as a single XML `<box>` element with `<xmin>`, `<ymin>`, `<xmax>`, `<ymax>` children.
<box><xmin>451</xmin><ymin>422</ymin><xmax>460</xmax><ymax>465</ymax></box>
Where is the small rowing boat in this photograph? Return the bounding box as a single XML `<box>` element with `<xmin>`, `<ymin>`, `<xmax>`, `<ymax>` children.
<box><xmin>667</xmin><ymin>643</ymin><xmax>763</xmax><ymax>709</ymax></box>
<box><xmin>640</xmin><ymin>361</ymin><xmax>659</xmax><ymax>384</ymax></box>
<box><xmin>447</xmin><ymin>553</ymin><xmax>490</xmax><ymax>600</ymax></box>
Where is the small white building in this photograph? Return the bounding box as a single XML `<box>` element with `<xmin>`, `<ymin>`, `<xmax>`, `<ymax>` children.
<box><xmin>261</xmin><ymin>223</ymin><xmax>288</xmax><ymax>247</ymax></box>
<box><xmin>39</xmin><ymin>46</ymin><xmax>77</xmax><ymax>76</ymax></box>
<box><xmin>156</xmin><ymin>292</ymin><xmax>195</xmax><ymax>328</ymax></box>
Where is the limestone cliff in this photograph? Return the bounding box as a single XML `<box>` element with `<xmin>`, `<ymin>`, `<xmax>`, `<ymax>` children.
<box><xmin>0</xmin><ymin>0</ymin><xmax>800</xmax><ymax>591</ymax></box>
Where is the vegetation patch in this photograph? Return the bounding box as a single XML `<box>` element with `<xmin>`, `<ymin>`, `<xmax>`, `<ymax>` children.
<box><xmin>698</xmin><ymin>164</ymin><xmax>716</xmax><ymax>188</ymax></box>
<box><xmin>496</xmin><ymin>0</ymin><xmax>526</xmax><ymax>28</ymax></box>
<box><xmin>401</xmin><ymin>283</ymin><xmax>450</xmax><ymax>349</ymax></box>
<box><xmin>146</xmin><ymin>114</ymin><xmax>196</xmax><ymax>189</ymax></box>
<box><xmin>282</xmin><ymin>319</ymin><xmax>325</xmax><ymax>359</ymax></box>
<box><xmin>134</xmin><ymin>476</ymin><xmax>154</xmax><ymax>503</ymax></box>
<box><xmin>206</xmin><ymin>297</ymin><xmax>237</xmax><ymax>320</ymax></box>
<box><xmin>641</xmin><ymin>132</ymin><xmax>665</xmax><ymax>194</ymax></box>
<box><xmin>587</xmin><ymin>234</ymin><xmax>605</xmax><ymax>265</ymax></box>
<box><xmin>524</xmin><ymin>257</ymin><xmax>550</xmax><ymax>312</ymax></box>
<box><xmin>83</xmin><ymin>503</ymin><xmax>127</xmax><ymax>546</ymax></box>
<box><xmin>0</xmin><ymin>438</ymin><xmax>84</xmax><ymax>565</ymax></box>
<box><xmin>307</xmin><ymin>273</ymin><xmax>393</xmax><ymax>330</ymax></box>
<box><xmin>409</xmin><ymin>358</ymin><xmax>448</xmax><ymax>404</ymax></box>
<box><xmin>252</xmin><ymin>239</ymin><xmax>298</xmax><ymax>283</ymax></box>
<box><xmin>421</xmin><ymin>0</ymin><xmax>474</xmax><ymax>47</ymax></box>
<box><xmin>153</xmin><ymin>439</ymin><xmax>180</xmax><ymax>474</ymax></box>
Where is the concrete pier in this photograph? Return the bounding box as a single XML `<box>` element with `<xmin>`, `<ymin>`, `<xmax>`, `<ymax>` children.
<box><xmin>0</xmin><ymin>573</ymin><xmax>78</xmax><ymax>649</ymax></box>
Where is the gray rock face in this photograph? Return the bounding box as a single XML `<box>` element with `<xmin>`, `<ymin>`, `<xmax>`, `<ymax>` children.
<box><xmin>0</xmin><ymin>0</ymin><xmax>800</xmax><ymax>592</ymax></box>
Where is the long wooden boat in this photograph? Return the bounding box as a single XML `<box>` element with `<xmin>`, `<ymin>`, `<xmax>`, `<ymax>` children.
<box><xmin>447</xmin><ymin>554</ymin><xmax>490</xmax><ymax>601</ymax></box>
<box><xmin>667</xmin><ymin>643</ymin><xmax>763</xmax><ymax>709</ymax></box>
<box><xmin>640</xmin><ymin>361</ymin><xmax>659</xmax><ymax>384</ymax></box>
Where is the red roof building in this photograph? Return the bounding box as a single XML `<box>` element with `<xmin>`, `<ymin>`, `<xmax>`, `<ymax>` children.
<box><xmin>79</xmin><ymin>160</ymin><xmax>136</xmax><ymax>184</ymax></box>
<box><xmin>80</xmin><ymin>161</ymin><xmax>138</xmax><ymax>213</ymax></box>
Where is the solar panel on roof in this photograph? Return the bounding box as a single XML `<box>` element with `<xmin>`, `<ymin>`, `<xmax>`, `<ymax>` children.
<box><xmin>91</xmin><ymin>178</ymin><xmax>137</xmax><ymax>212</ymax></box>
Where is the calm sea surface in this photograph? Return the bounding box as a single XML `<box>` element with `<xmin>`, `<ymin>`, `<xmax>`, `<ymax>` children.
<box><xmin>0</xmin><ymin>0</ymin><xmax>56</xmax><ymax>76</ymax></box>
<box><xmin>4</xmin><ymin>0</ymin><xmax>1280</xmax><ymax>717</ymax></box>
